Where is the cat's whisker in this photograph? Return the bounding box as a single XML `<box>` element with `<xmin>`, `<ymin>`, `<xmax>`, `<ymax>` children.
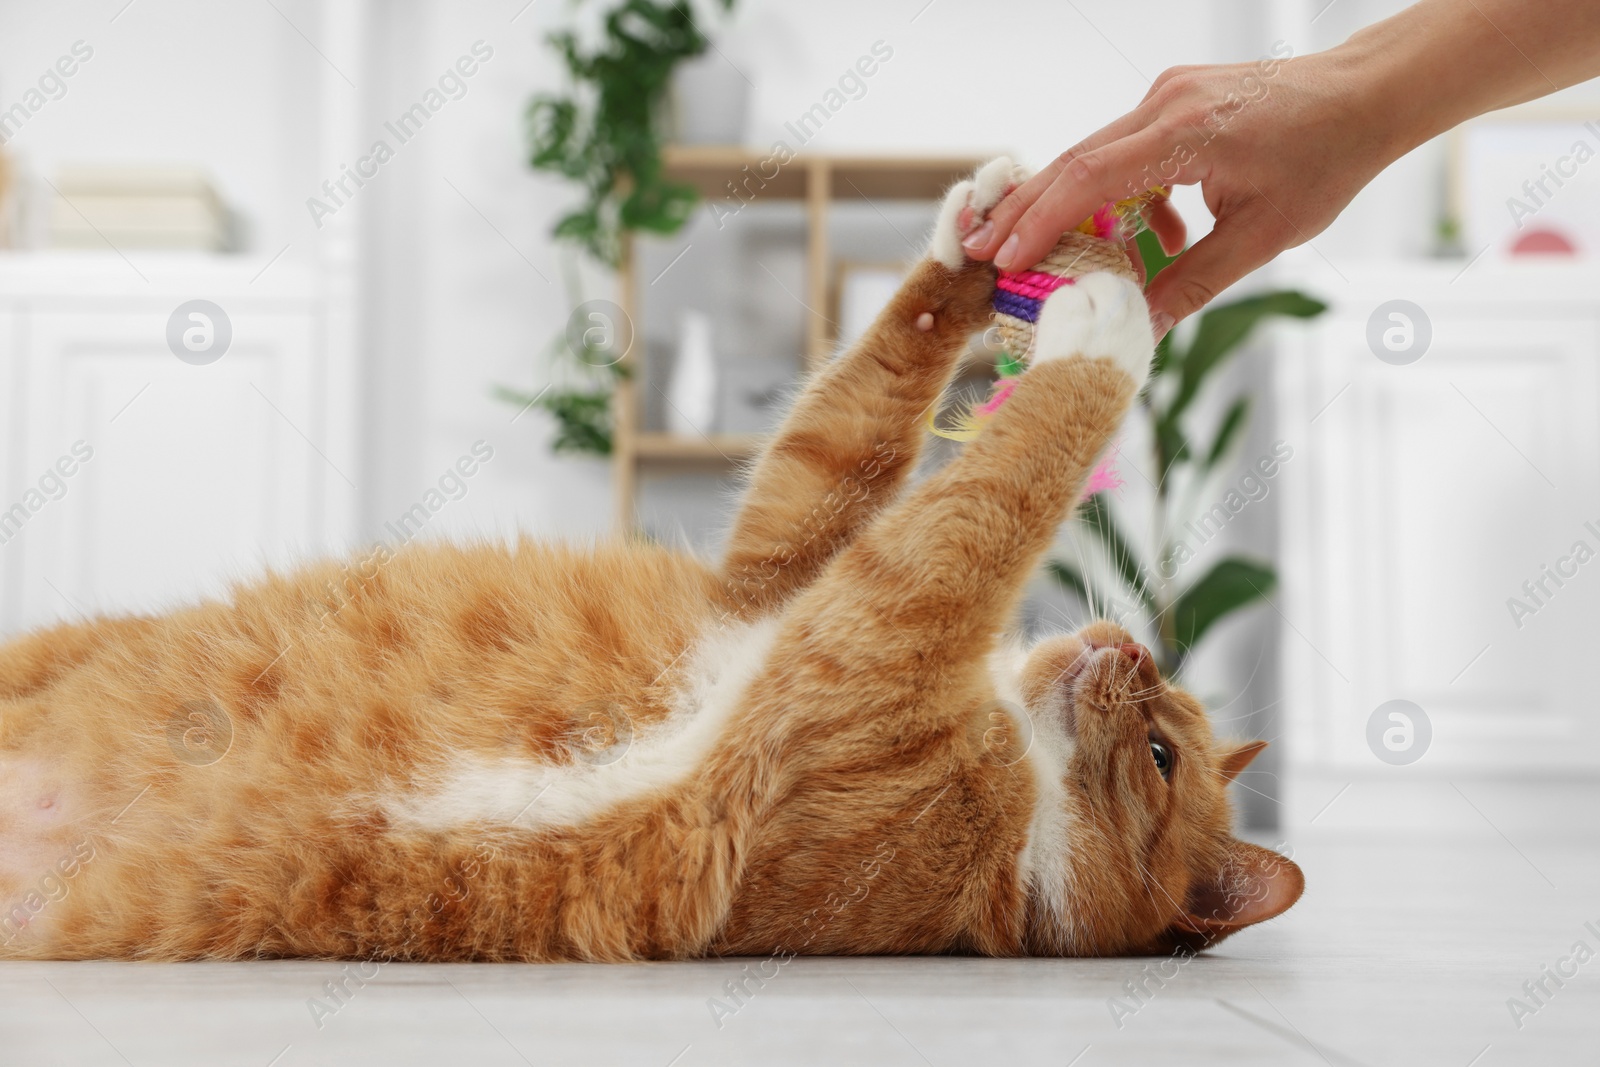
<box><xmin>1217</xmin><ymin>776</ymin><xmax>1283</xmax><ymax>807</ymax></box>
<box><xmin>1127</xmin><ymin>844</ymin><xmax>1189</xmax><ymax>918</ymax></box>
<box><xmin>1207</xmin><ymin>696</ymin><xmax>1280</xmax><ymax>726</ymax></box>
<box><xmin>1200</xmin><ymin>641</ymin><xmax>1271</xmax><ymax>718</ymax></box>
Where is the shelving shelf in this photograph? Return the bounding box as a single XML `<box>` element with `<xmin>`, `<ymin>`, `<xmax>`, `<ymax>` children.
<box><xmin>632</xmin><ymin>432</ymin><xmax>765</xmax><ymax>462</ymax></box>
<box><xmin>613</xmin><ymin>146</ymin><xmax>987</xmax><ymax>529</ymax></box>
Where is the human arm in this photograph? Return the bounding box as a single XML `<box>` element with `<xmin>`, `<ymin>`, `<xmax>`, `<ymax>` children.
<box><xmin>961</xmin><ymin>0</ymin><xmax>1600</xmax><ymax>335</ymax></box>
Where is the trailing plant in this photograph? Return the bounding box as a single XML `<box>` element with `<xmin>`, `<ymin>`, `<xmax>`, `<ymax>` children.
<box><xmin>503</xmin><ymin>0</ymin><xmax>735</xmax><ymax>455</ymax></box>
<box><xmin>1049</xmin><ymin>229</ymin><xmax>1326</xmax><ymax>677</ymax></box>
<box><xmin>526</xmin><ymin>0</ymin><xmax>732</xmax><ymax>266</ymax></box>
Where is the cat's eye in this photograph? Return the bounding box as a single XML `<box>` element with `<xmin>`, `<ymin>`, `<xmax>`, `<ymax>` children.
<box><xmin>1149</xmin><ymin>740</ymin><xmax>1173</xmax><ymax>780</ymax></box>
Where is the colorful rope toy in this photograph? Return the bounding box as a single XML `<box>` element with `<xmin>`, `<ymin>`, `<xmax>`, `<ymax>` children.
<box><xmin>990</xmin><ymin>201</ymin><xmax>1150</xmax><ymax>370</ymax></box>
<box><xmin>930</xmin><ymin>187</ymin><xmax>1165</xmax><ymax>469</ymax></box>
<box><xmin>928</xmin><ymin>189</ymin><xmax>1164</xmax><ymax>441</ymax></box>
<box><xmin>928</xmin><ymin>187</ymin><xmax>1164</xmax><ymax>495</ymax></box>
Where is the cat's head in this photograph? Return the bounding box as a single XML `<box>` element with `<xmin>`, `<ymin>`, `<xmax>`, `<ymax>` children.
<box><xmin>1013</xmin><ymin>621</ymin><xmax>1303</xmax><ymax>955</ymax></box>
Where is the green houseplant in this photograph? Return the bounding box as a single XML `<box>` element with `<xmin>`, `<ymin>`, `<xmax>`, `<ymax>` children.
<box><xmin>498</xmin><ymin>0</ymin><xmax>735</xmax><ymax>455</ymax></box>
<box><xmin>1049</xmin><ymin>229</ymin><xmax>1326</xmax><ymax>677</ymax></box>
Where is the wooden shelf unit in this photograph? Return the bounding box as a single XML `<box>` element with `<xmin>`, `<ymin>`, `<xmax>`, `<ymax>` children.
<box><xmin>633</xmin><ymin>432</ymin><xmax>765</xmax><ymax>462</ymax></box>
<box><xmin>613</xmin><ymin>147</ymin><xmax>986</xmax><ymax>530</ymax></box>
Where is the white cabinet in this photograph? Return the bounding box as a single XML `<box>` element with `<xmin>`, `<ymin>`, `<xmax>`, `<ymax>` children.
<box><xmin>0</xmin><ymin>254</ymin><xmax>356</xmax><ymax>632</ymax></box>
<box><xmin>1274</xmin><ymin>259</ymin><xmax>1600</xmax><ymax>828</ymax></box>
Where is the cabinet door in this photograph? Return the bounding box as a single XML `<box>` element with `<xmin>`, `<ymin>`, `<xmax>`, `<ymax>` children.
<box><xmin>0</xmin><ymin>306</ymin><xmax>15</xmax><ymax>623</ymax></box>
<box><xmin>4</xmin><ymin>305</ymin><xmax>328</xmax><ymax>631</ymax></box>
<box><xmin>1281</xmin><ymin>307</ymin><xmax>1600</xmax><ymax>771</ymax></box>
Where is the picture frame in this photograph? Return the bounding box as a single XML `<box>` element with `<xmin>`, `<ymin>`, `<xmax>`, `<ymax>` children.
<box><xmin>831</xmin><ymin>260</ymin><xmax>908</xmax><ymax>356</ymax></box>
<box><xmin>1449</xmin><ymin>104</ymin><xmax>1600</xmax><ymax>258</ymax></box>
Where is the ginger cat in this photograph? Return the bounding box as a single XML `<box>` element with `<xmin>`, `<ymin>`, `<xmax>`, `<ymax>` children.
<box><xmin>0</xmin><ymin>158</ymin><xmax>1301</xmax><ymax>963</ymax></box>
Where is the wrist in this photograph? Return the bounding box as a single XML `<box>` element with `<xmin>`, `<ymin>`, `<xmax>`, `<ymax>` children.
<box><xmin>1329</xmin><ymin>0</ymin><xmax>1533</xmax><ymax>161</ymax></box>
<box><xmin>1321</xmin><ymin>25</ymin><xmax>1456</xmax><ymax>168</ymax></box>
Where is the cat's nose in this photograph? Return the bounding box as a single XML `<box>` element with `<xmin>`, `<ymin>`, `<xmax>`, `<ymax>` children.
<box><xmin>1117</xmin><ymin>642</ymin><xmax>1150</xmax><ymax>665</ymax></box>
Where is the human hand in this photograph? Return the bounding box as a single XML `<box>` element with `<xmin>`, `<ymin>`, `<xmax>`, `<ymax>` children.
<box><xmin>960</xmin><ymin>49</ymin><xmax>1401</xmax><ymax>337</ymax></box>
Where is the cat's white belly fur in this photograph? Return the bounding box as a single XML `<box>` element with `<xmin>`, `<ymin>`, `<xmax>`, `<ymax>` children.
<box><xmin>382</xmin><ymin>620</ymin><xmax>1075</xmax><ymax>932</ymax></box>
<box><xmin>380</xmin><ymin>616</ymin><xmax>781</xmax><ymax>832</ymax></box>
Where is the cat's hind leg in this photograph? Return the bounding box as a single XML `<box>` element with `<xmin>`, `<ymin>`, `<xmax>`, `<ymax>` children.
<box><xmin>718</xmin><ymin>157</ymin><xmax>1026</xmax><ymax>619</ymax></box>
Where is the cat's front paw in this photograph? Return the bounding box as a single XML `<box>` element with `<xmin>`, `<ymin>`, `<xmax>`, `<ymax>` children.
<box><xmin>1032</xmin><ymin>272</ymin><xmax>1155</xmax><ymax>392</ymax></box>
<box><xmin>928</xmin><ymin>156</ymin><xmax>1029</xmax><ymax>270</ymax></box>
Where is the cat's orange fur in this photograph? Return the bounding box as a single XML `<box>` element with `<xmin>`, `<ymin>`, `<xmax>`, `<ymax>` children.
<box><xmin>0</xmin><ymin>159</ymin><xmax>1301</xmax><ymax>963</ymax></box>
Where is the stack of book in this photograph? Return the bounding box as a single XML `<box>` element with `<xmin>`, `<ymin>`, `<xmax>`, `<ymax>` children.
<box><xmin>50</xmin><ymin>165</ymin><xmax>226</xmax><ymax>250</ymax></box>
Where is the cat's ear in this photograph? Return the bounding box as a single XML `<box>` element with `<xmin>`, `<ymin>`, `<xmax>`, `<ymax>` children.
<box><xmin>1217</xmin><ymin>740</ymin><xmax>1269</xmax><ymax>783</ymax></box>
<box><xmin>1171</xmin><ymin>840</ymin><xmax>1304</xmax><ymax>941</ymax></box>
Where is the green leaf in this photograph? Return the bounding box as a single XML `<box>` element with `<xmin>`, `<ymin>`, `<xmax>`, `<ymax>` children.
<box><xmin>1077</xmin><ymin>495</ymin><xmax>1154</xmax><ymax>612</ymax></box>
<box><xmin>553</xmin><ymin>209</ymin><xmax>601</xmax><ymax>242</ymax></box>
<box><xmin>1047</xmin><ymin>559</ymin><xmax>1120</xmax><ymax>621</ymax></box>
<box><xmin>1134</xmin><ymin>227</ymin><xmax>1180</xmax><ymax>284</ymax></box>
<box><xmin>1149</xmin><ymin>329</ymin><xmax>1176</xmax><ymax>380</ymax></box>
<box><xmin>1153</xmin><ymin>413</ymin><xmax>1190</xmax><ymax>488</ymax></box>
<box><xmin>1170</xmin><ymin>557</ymin><xmax>1276</xmax><ymax>657</ymax></box>
<box><xmin>1047</xmin><ymin>560</ymin><xmax>1093</xmax><ymax>607</ymax></box>
<box><xmin>1137</xmin><ymin>230</ymin><xmax>1183</xmax><ymax>383</ymax></box>
<box><xmin>1204</xmin><ymin>396</ymin><xmax>1250</xmax><ymax>470</ymax></box>
<box><xmin>526</xmin><ymin>97</ymin><xmax>580</xmax><ymax>172</ymax></box>
<box><xmin>525</xmin><ymin>0</ymin><xmax>717</xmax><ymax>265</ymax></box>
<box><xmin>1170</xmin><ymin>291</ymin><xmax>1326</xmax><ymax>420</ymax></box>
<box><xmin>494</xmin><ymin>384</ymin><xmax>614</xmax><ymax>457</ymax></box>
<box><xmin>619</xmin><ymin>179</ymin><xmax>699</xmax><ymax>233</ymax></box>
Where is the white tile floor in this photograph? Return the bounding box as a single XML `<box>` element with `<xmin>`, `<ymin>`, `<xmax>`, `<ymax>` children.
<box><xmin>2</xmin><ymin>834</ymin><xmax>1596</xmax><ymax>1066</ymax></box>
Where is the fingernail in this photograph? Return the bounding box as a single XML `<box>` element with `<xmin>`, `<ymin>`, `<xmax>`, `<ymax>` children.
<box><xmin>995</xmin><ymin>234</ymin><xmax>1020</xmax><ymax>270</ymax></box>
<box><xmin>1150</xmin><ymin>311</ymin><xmax>1175</xmax><ymax>341</ymax></box>
<box><xmin>961</xmin><ymin>220</ymin><xmax>994</xmax><ymax>251</ymax></box>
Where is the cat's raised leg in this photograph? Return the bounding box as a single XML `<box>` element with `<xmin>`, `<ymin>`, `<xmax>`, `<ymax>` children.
<box><xmin>709</xmin><ymin>280</ymin><xmax>1153</xmax><ymax>958</ymax></box>
<box><xmin>716</xmin><ymin>158</ymin><xmax>1027</xmax><ymax>620</ymax></box>
<box><xmin>790</xmin><ymin>271</ymin><xmax>1156</xmax><ymax>699</ymax></box>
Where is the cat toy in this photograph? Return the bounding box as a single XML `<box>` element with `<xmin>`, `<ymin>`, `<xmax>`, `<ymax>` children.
<box><xmin>930</xmin><ymin>188</ymin><xmax>1165</xmax><ymax>497</ymax></box>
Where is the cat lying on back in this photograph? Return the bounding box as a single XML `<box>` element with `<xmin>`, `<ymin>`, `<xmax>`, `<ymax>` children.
<box><xmin>0</xmin><ymin>158</ymin><xmax>1301</xmax><ymax>962</ymax></box>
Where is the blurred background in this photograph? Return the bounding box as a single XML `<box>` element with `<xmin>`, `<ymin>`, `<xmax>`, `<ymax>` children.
<box><xmin>0</xmin><ymin>0</ymin><xmax>1596</xmax><ymax>837</ymax></box>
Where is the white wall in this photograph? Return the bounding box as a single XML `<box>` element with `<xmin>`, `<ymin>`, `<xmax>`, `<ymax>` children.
<box><xmin>352</xmin><ymin>1</ymin><xmax>617</xmax><ymax>548</ymax></box>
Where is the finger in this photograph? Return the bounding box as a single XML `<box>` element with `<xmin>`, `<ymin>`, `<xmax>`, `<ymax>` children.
<box><xmin>1143</xmin><ymin>196</ymin><xmax>1187</xmax><ymax>256</ymax></box>
<box><xmin>1122</xmin><ymin>229</ymin><xmax>1148</xmax><ymax>287</ymax></box>
<box><xmin>964</xmin><ymin>109</ymin><xmax>1157</xmax><ymax>260</ymax></box>
<box><xmin>995</xmin><ymin>128</ymin><xmax>1185</xmax><ymax>271</ymax></box>
<box><xmin>1137</xmin><ymin>65</ymin><xmax>1203</xmax><ymax>107</ymax></box>
<box><xmin>1143</xmin><ymin>204</ymin><xmax>1289</xmax><ymax>325</ymax></box>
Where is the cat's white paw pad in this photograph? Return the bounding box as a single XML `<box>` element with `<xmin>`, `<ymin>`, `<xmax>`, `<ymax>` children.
<box><xmin>1031</xmin><ymin>272</ymin><xmax>1155</xmax><ymax>390</ymax></box>
<box><xmin>928</xmin><ymin>156</ymin><xmax>1028</xmax><ymax>269</ymax></box>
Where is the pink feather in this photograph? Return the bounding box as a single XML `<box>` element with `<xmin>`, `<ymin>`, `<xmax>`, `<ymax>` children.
<box><xmin>973</xmin><ymin>378</ymin><xmax>1018</xmax><ymax>418</ymax></box>
<box><xmin>1080</xmin><ymin>450</ymin><xmax>1123</xmax><ymax>500</ymax></box>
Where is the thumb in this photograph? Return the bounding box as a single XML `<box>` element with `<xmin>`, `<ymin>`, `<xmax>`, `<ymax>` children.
<box><xmin>1144</xmin><ymin>204</ymin><xmax>1287</xmax><ymax>326</ymax></box>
